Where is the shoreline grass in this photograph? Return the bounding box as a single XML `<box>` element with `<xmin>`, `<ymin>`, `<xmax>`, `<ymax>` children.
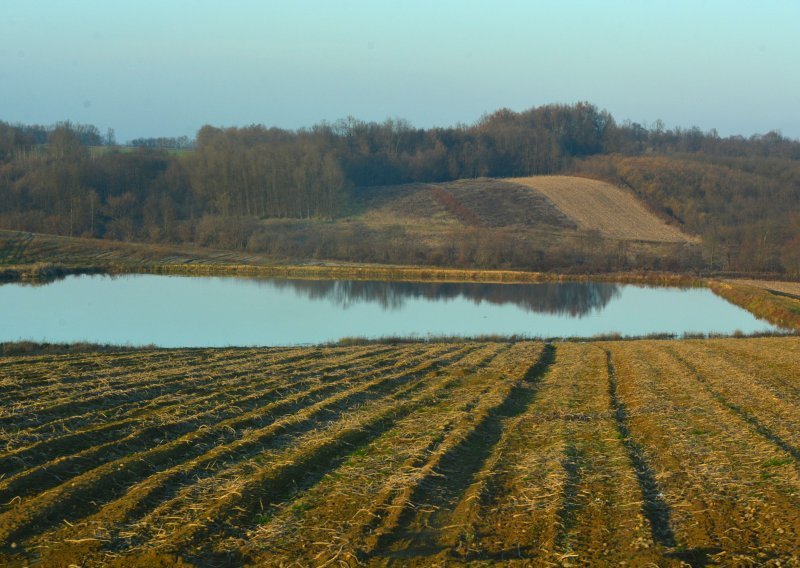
<box><xmin>708</xmin><ymin>280</ymin><xmax>800</xmax><ymax>332</ymax></box>
<box><xmin>2</xmin><ymin>260</ymin><xmax>706</xmax><ymax>287</ymax></box>
<box><xmin>2</xmin><ymin>329</ymin><xmax>797</xmax><ymax>356</ymax></box>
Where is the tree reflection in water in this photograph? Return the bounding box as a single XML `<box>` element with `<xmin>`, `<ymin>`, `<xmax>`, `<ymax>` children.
<box><xmin>254</xmin><ymin>279</ymin><xmax>621</xmax><ymax>317</ymax></box>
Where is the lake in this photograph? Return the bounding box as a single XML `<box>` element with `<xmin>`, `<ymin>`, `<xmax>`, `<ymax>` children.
<box><xmin>0</xmin><ymin>274</ymin><xmax>783</xmax><ymax>347</ymax></box>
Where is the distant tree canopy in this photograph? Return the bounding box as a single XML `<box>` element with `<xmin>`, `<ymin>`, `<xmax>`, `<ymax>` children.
<box><xmin>128</xmin><ymin>136</ymin><xmax>193</xmax><ymax>150</ymax></box>
<box><xmin>0</xmin><ymin>102</ymin><xmax>799</xmax><ymax>273</ymax></box>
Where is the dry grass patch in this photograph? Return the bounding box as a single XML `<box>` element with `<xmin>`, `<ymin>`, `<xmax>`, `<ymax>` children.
<box><xmin>709</xmin><ymin>280</ymin><xmax>800</xmax><ymax>331</ymax></box>
<box><xmin>732</xmin><ymin>279</ymin><xmax>800</xmax><ymax>298</ymax></box>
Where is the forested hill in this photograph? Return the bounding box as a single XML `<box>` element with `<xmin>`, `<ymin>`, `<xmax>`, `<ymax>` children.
<box><xmin>1</xmin><ymin>102</ymin><xmax>798</xmax><ymax>274</ymax></box>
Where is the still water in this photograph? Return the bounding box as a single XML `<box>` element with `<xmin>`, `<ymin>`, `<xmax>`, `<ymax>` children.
<box><xmin>0</xmin><ymin>274</ymin><xmax>782</xmax><ymax>347</ymax></box>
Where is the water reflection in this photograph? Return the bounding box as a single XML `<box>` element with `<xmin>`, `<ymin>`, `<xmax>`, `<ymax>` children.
<box><xmin>0</xmin><ymin>275</ymin><xmax>782</xmax><ymax>346</ymax></box>
<box><xmin>262</xmin><ymin>279</ymin><xmax>621</xmax><ymax>317</ymax></box>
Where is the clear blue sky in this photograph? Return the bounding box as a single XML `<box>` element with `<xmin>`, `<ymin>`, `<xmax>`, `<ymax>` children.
<box><xmin>2</xmin><ymin>0</ymin><xmax>798</xmax><ymax>142</ymax></box>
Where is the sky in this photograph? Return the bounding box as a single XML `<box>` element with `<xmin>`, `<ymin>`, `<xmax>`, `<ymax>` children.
<box><xmin>2</xmin><ymin>0</ymin><xmax>799</xmax><ymax>142</ymax></box>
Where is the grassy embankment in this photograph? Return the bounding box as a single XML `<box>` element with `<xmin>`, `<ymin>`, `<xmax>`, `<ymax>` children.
<box><xmin>709</xmin><ymin>280</ymin><xmax>800</xmax><ymax>331</ymax></box>
<box><xmin>1</xmin><ymin>338</ymin><xmax>800</xmax><ymax>566</ymax></box>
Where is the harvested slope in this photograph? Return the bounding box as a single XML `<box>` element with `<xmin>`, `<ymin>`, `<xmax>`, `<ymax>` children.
<box><xmin>342</xmin><ymin>177</ymin><xmax>704</xmax><ymax>272</ymax></box>
<box><xmin>352</xmin><ymin>178</ymin><xmax>574</xmax><ymax>230</ymax></box>
<box><xmin>340</xmin><ymin>176</ymin><xmax>701</xmax><ymax>270</ymax></box>
<box><xmin>515</xmin><ymin>175</ymin><xmax>698</xmax><ymax>243</ymax></box>
<box><xmin>2</xmin><ymin>337</ymin><xmax>800</xmax><ymax>566</ymax></box>
<box><xmin>434</xmin><ymin>178</ymin><xmax>574</xmax><ymax>229</ymax></box>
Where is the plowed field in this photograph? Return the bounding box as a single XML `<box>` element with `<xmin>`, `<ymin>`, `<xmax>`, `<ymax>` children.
<box><xmin>2</xmin><ymin>338</ymin><xmax>799</xmax><ymax>566</ymax></box>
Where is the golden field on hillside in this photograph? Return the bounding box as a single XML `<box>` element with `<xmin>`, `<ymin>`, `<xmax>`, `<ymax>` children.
<box><xmin>355</xmin><ymin>175</ymin><xmax>695</xmax><ymax>244</ymax></box>
<box><xmin>515</xmin><ymin>176</ymin><xmax>696</xmax><ymax>243</ymax></box>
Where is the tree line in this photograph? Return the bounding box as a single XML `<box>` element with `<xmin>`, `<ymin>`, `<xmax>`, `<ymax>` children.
<box><xmin>0</xmin><ymin>102</ymin><xmax>798</xmax><ymax>273</ymax></box>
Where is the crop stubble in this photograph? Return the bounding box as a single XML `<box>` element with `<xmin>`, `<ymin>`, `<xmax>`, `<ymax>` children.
<box><xmin>1</xmin><ymin>338</ymin><xmax>799</xmax><ymax>566</ymax></box>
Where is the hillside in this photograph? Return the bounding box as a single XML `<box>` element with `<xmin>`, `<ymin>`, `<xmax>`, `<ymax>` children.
<box><xmin>351</xmin><ymin>176</ymin><xmax>695</xmax><ymax>242</ymax></box>
<box><xmin>243</xmin><ymin>176</ymin><xmax>702</xmax><ymax>272</ymax></box>
<box><xmin>0</xmin><ymin>175</ymin><xmax>703</xmax><ymax>274</ymax></box>
<box><xmin>3</xmin><ymin>105</ymin><xmax>799</xmax><ymax>275</ymax></box>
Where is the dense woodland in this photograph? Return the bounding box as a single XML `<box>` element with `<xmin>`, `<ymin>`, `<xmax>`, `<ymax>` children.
<box><xmin>1</xmin><ymin>102</ymin><xmax>799</xmax><ymax>274</ymax></box>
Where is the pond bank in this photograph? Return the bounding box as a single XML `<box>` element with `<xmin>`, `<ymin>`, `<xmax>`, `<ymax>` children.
<box><xmin>4</xmin><ymin>261</ymin><xmax>799</xmax><ymax>332</ymax></box>
<box><xmin>2</xmin><ymin>261</ymin><xmax>702</xmax><ymax>286</ymax></box>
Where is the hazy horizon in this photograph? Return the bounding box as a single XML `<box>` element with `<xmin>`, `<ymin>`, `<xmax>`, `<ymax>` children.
<box><xmin>2</xmin><ymin>1</ymin><xmax>799</xmax><ymax>142</ymax></box>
